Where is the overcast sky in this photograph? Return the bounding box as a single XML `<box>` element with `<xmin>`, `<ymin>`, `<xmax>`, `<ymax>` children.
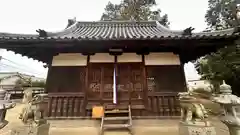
<box><xmin>0</xmin><ymin>0</ymin><xmax>208</xmax><ymax>80</ymax></box>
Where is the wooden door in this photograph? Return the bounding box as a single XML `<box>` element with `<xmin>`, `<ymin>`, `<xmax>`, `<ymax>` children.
<box><xmin>117</xmin><ymin>63</ymin><xmax>145</xmax><ymax>106</ymax></box>
<box><xmin>88</xmin><ymin>63</ymin><xmax>145</xmax><ymax>107</ymax></box>
<box><xmin>88</xmin><ymin>63</ymin><xmax>114</xmax><ymax>105</ymax></box>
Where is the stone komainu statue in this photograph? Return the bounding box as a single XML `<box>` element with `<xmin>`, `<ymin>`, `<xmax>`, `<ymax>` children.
<box><xmin>178</xmin><ymin>92</ymin><xmax>208</xmax><ymax>125</ymax></box>
<box><xmin>19</xmin><ymin>94</ymin><xmax>47</xmax><ymax>126</ymax></box>
<box><xmin>22</xmin><ymin>88</ymin><xmax>33</xmax><ymax>104</ymax></box>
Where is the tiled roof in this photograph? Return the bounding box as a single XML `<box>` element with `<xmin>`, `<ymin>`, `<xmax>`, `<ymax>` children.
<box><xmin>0</xmin><ymin>21</ymin><xmax>239</xmax><ymax>41</ymax></box>
<box><xmin>0</xmin><ymin>72</ymin><xmax>45</xmax><ymax>81</ymax></box>
<box><xmin>48</xmin><ymin>21</ymin><xmax>183</xmax><ymax>39</ymax></box>
<box><xmin>0</xmin><ymin>32</ymin><xmax>37</xmax><ymax>38</ymax></box>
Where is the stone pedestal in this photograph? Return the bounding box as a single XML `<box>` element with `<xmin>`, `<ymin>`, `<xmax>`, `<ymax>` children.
<box><xmin>0</xmin><ymin>99</ymin><xmax>15</xmax><ymax>129</ymax></box>
<box><xmin>0</xmin><ymin>120</ymin><xmax>8</xmax><ymax>129</ymax></box>
<box><xmin>228</xmin><ymin>126</ymin><xmax>240</xmax><ymax>135</ymax></box>
<box><xmin>179</xmin><ymin>122</ymin><xmax>216</xmax><ymax>135</ymax></box>
<box><xmin>11</xmin><ymin>123</ymin><xmax>50</xmax><ymax>135</ymax></box>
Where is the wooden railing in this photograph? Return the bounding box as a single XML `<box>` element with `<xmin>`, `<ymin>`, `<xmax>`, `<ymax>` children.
<box><xmin>47</xmin><ymin>93</ymin><xmax>85</xmax><ymax>118</ymax></box>
<box><xmin>147</xmin><ymin>92</ymin><xmax>181</xmax><ymax>116</ymax></box>
<box><xmin>46</xmin><ymin>92</ymin><xmax>181</xmax><ymax>118</ymax></box>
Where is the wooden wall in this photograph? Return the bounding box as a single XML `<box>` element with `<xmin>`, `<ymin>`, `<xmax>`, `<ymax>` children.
<box><xmin>46</xmin><ymin>66</ymin><xmax>86</xmax><ymax>93</ymax></box>
<box><xmin>45</xmin><ymin>53</ymin><xmax>186</xmax><ymax>118</ymax></box>
<box><xmin>146</xmin><ymin>65</ymin><xmax>186</xmax><ymax>92</ymax></box>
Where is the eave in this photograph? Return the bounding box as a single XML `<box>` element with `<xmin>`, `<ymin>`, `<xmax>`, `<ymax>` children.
<box><xmin>0</xmin><ymin>20</ymin><xmax>239</xmax><ymax>64</ymax></box>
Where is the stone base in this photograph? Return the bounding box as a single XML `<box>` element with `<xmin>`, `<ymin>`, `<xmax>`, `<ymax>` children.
<box><xmin>0</xmin><ymin>120</ymin><xmax>8</xmax><ymax>129</ymax></box>
<box><xmin>228</xmin><ymin>126</ymin><xmax>240</xmax><ymax>135</ymax></box>
<box><xmin>11</xmin><ymin>123</ymin><xmax>50</xmax><ymax>135</ymax></box>
<box><xmin>179</xmin><ymin>121</ymin><xmax>216</xmax><ymax>135</ymax></box>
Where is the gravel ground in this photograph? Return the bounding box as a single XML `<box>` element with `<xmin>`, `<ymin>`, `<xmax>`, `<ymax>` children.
<box><xmin>0</xmin><ymin>103</ymin><xmax>230</xmax><ymax>135</ymax></box>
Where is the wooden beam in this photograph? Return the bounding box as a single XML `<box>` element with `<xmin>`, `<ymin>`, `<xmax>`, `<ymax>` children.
<box><xmin>2</xmin><ymin>38</ymin><xmax>238</xmax><ymax>63</ymax></box>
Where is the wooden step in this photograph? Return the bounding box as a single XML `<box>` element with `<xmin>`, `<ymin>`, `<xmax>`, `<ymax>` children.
<box><xmin>104</xmin><ymin>116</ymin><xmax>129</xmax><ymax>121</ymax></box>
<box><xmin>103</xmin><ymin>124</ymin><xmax>131</xmax><ymax>129</ymax></box>
<box><xmin>100</xmin><ymin>105</ymin><xmax>132</xmax><ymax>135</ymax></box>
<box><xmin>105</xmin><ymin>110</ymin><xmax>129</xmax><ymax>114</ymax></box>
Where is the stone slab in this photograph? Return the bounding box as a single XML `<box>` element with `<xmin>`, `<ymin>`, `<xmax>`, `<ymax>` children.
<box><xmin>179</xmin><ymin>122</ymin><xmax>216</xmax><ymax>135</ymax></box>
<box><xmin>0</xmin><ymin>120</ymin><xmax>8</xmax><ymax>129</ymax></box>
<box><xmin>10</xmin><ymin>123</ymin><xmax>50</xmax><ymax>135</ymax></box>
<box><xmin>49</xmin><ymin>126</ymin><xmax>178</xmax><ymax>135</ymax></box>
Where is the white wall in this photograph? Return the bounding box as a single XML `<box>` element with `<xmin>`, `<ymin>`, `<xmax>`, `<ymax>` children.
<box><xmin>117</xmin><ymin>53</ymin><xmax>142</xmax><ymax>63</ymax></box>
<box><xmin>52</xmin><ymin>52</ymin><xmax>181</xmax><ymax>65</ymax></box>
<box><xmin>90</xmin><ymin>53</ymin><xmax>114</xmax><ymax>63</ymax></box>
<box><xmin>144</xmin><ymin>53</ymin><xmax>180</xmax><ymax>65</ymax></box>
<box><xmin>52</xmin><ymin>53</ymin><xmax>87</xmax><ymax>66</ymax></box>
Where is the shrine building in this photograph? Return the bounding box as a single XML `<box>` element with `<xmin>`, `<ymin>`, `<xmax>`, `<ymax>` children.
<box><xmin>0</xmin><ymin>20</ymin><xmax>239</xmax><ymax>119</ymax></box>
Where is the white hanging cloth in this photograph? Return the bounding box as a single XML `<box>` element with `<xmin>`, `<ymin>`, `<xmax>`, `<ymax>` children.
<box><xmin>113</xmin><ymin>67</ymin><xmax>117</xmax><ymax>104</ymax></box>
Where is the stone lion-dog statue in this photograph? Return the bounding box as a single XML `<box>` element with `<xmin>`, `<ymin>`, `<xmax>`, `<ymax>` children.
<box><xmin>19</xmin><ymin>94</ymin><xmax>47</xmax><ymax>126</ymax></box>
<box><xmin>22</xmin><ymin>88</ymin><xmax>33</xmax><ymax>104</ymax></box>
<box><xmin>178</xmin><ymin>92</ymin><xmax>209</xmax><ymax>125</ymax></box>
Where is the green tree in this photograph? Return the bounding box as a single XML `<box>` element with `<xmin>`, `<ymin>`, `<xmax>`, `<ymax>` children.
<box><xmin>101</xmin><ymin>0</ymin><xmax>170</xmax><ymax>26</ymax></box>
<box><xmin>15</xmin><ymin>78</ymin><xmax>46</xmax><ymax>88</ymax></box>
<box><xmin>15</xmin><ymin>78</ymin><xmax>30</xmax><ymax>88</ymax></box>
<box><xmin>205</xmin><ymin>0</ymin><xmax>238</xmax><ymax>30</ymax></box>
<box><xmin>31</xmin><ymin>80</ymin><xmax>46</xmax><ymax>87</ymax></box>
<box><xmin>196</xmin><ymin>0</ymin><xmax>240</xmax><ymax>95</ymax></box>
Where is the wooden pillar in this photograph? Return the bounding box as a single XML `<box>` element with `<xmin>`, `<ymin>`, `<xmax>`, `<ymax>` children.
<box><xmin>127</xmin><ymin>64</ymin><xmax>131</xmax><ymax>105</ymax></box>
<box><xmin>100</xmin><ymin>66</ymin><xmax>104</xmax><ymax>104</ymax></box>
<box><xmin>45</xmin><ymin>56</ymin><xmax>53</xmax><ymax>93</ymax></box>
<box><xmin>179</xmin><ymin>55</ymin><xmax>188</xmax><ymax>92</ymax></box>
<box><xmin>180</xmin><ymin>63</ymin><xmax>187</xmax><ymax>92</ymax></box>
<box><xmin>45</xmin><ymin>54</ymin><xmax>54</xmax><ymax>117</ymax></box>
<box><xmin>141</xmin><ymin>54</ymin><xmax>148</xmax><ymax>108</ymax></box>
<box><xmin>83</xmin><ymin>55</ymin><xmax>90</xmax><ymax>116</ymax></box>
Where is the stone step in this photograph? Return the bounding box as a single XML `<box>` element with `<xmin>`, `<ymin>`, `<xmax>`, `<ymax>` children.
<box><xmin>103</xmin><ymin>124</ymin><xmax>131</xmax><ymax>129</ymax></box>
<box><xmin>104</xmin><ymin>116</ymin><xmax>129</xmax><ymax>121</ymax></box>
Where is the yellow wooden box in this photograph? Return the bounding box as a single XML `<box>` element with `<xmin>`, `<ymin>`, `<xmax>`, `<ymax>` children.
<box><xmin>92</xmin><ymin>106</ymin><xmax>104</xmax><ymax>118</ymax></box>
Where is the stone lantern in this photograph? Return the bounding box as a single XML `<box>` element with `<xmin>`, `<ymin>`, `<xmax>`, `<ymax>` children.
<box><xmin>212</xmin><ymin>81</ymin><xmax>240</xmax><ymax>135</ymax></box>
<box><xmin>0</xmin><ymin>88</ymin><xmax>15</xmax><ymax>129</ymax></box>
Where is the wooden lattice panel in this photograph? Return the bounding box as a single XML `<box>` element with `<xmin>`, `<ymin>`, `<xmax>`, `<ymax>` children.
<box><xmin>117</xmin><ymin>63</ymin><xmax>144</xmax><ymax>104</ymax></box>
<box><xmin>88</xmin><ymin>63</ymin><xmax>114</xmax><ymax>99</ymax></box>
